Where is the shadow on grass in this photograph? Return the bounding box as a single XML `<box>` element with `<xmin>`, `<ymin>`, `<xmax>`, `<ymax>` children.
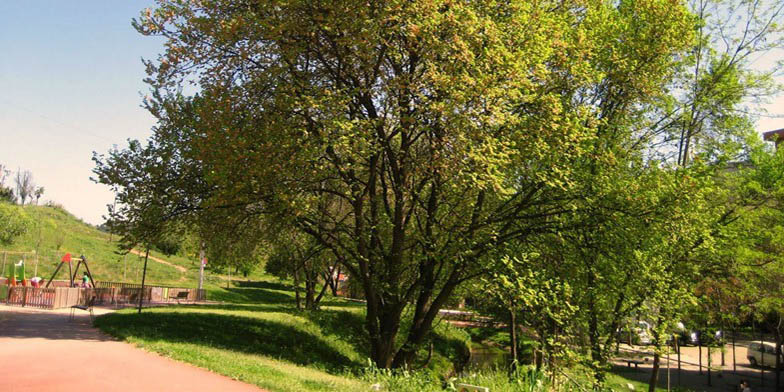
<box><xmin>233</xmin><ymin>280</ymin><xmax>294</xmax><ymax>291</ymax></box>
<box><xmin>209</xmin><ymin>287</ymin><xmax>295</xmax><ymax>305</ymax></box>
<box><xmin>95</xmin><ymin>310</ymin><xmax>361</xmax><ymax>373</ymax></box>
<box><xmin>190</xmin><ymin>302</ymin><xmax>372</xmax><ymax>362</ymax></box>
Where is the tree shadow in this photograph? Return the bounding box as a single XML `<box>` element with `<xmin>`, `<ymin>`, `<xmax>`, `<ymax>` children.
<box><xmin>95</xmin><ymin>310</ymin><xmax>361</xmax><ymax>373</ymax></box>
<box><xmin>300</xmin><ymin>308</ymin><xmax>370</xmax><ymax>359</ymax></box>
<box><xmin>611</xmin><ymin>362</ymin><xmax>784</xmax><ymax>392</ymax></box>
<box><xmin>210</xmin><ymin>287</ymin><xmax>295</xmax><ymax>305</ymax></box>
<box><xmin>189</xmin><ymin>302</ymin><xmax>372</xmax><ymax>361</ymax></box>
<box><xmin>232</xmin><ymin>280</ymin><xmax>293</xmax><ymax>291</ymax></box>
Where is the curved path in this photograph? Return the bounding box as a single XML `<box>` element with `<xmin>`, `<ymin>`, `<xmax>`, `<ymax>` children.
<box><xmin>0</xmin><ymin>306</ymin><xmax>262</xmax><ymax>392</ymax></box>
<box><xmin>129</xmin><ymin>249</ymin><xmax>188</xmax><ymax>273</ymax></box>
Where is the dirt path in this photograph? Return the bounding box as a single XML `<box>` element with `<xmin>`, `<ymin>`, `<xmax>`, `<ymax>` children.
<box><xmin>614</xmin><ymin>343</ymin><xmax>782</xmax><ymax>391</ymax></box>
<box><xmin>129</xmin><ymin>249</ymin><xmax>188</xmax><ymax>273</ymax></box>
<box><xmin>0</xmin><ymin>306</ymin><xmax>262</xmax><ymax>391</ymax></box>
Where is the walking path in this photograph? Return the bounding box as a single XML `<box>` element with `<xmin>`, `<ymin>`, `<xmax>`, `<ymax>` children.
<box><xmin>613</xmin><ymin>343</ymin><xmax>781</xmax><ymax>391</ymax></box>
<box><xmin>129</xmin><ymin>249</ymin><xmax>188</xmax><ymax>273</ymax></box>
<box><xmin>0</xmin><ymin>305</ymin><xmax>262</xmax><ymax>392</ymax></box>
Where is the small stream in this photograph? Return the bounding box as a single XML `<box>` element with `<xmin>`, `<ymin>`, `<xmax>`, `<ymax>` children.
<box><xmin>467</xmin><ymin>344</ymin><xmax>510</xmax><ymax>370</ymax></box>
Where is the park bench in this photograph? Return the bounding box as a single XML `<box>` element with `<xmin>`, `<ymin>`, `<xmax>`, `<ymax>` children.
<box><xmin>172</xmin><ymin>291</ymin><xmax>190</xmax><ymax>304</ymax></box>
<box><xmin>455</xmin><ymin>383</ymin><xmax>490</xmax><ymax>392</ymax></box>
<box><xmin>70</xmin><ymin>296</ymin><xmax>96</xmax><ymax>322</ymax></box>
<box><xmin>624</xmin><ymin>359</ymin><xmax>645</xmax><ymax>370</ymax></box>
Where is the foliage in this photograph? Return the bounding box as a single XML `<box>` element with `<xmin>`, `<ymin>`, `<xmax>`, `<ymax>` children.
<box><xmin>0</xmin><ymin>202</ymin><xmax>30</xmax><ymax>245</ymax></box>
<box><xmin>125</xmin><ymin>0</ymin><xmax>699</xmax><ymax>369</ymax></box>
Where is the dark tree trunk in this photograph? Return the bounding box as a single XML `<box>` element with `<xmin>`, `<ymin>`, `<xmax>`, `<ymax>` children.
<box><xmin>137</xmin><ymin>247</ymin><xmax>150</xmax><ymax>314</ymax></box>
<box><xmin>648</xmin><ymin>319</ymin><xmax>663</xmax><ymax>392</ymax></box>
<box><xmin>509</xmin><ymin>306</ymin><xmax>518</xmax><ymax>367</ymax></box>
<box><xmin>648</xmin><ymin>351</ymin><xmax>661</xmax><ymax>392</ymax></box>
<box><xmin>775</xmin><ymin>323</ymin><xmax>781</xmax><ymax>390</ymax></box>
<box><xmin>311</xmin><ymin>277</ymin><xmax>330</xmax><ymax>309</ymax></box>
<box><xmin>390</xmin><ymin>276</ymin><xmax>461</xmax><ymax>368</ymax></box>
<box><xmin>293</xmin><ymin>263</ymin><xmax>302</xmax><ymax>310</ymax></box>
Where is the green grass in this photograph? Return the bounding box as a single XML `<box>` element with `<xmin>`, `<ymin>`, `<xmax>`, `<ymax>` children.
<box><xmin>95</xmin><ymin>277</ymin><xmax>471</xmax><ymax>392</ymax></box>
<box><xmin>0</xmin><ymin>203</ymin><xmax>264</xmax><ymax>288</ymax></box>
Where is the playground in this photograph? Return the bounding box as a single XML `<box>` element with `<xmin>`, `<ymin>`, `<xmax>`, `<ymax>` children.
<box><xmin>0</xmin><ymin>305</ymin><xmax>262</xmax><ymax>391</ymax></box>
<box><xmin>1</xmin><ymin>252</ymin><xmax>205</xmax><ymax>310</ymax></box>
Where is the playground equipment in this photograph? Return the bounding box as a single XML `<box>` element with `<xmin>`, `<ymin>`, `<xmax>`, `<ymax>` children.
<box><xmin>5</xmin><ymin>259</ymin><xmax>26</xmax><ymax>286</ymax></box>
<box><xmin>1</xmin><ymin>250</ymin><xmax>37</xmax><ymax>284</ymax></box>
<box><xmin>45</xmin><ymin>253</ymin><xmax>96</xmax><ymax>288</ymax></box>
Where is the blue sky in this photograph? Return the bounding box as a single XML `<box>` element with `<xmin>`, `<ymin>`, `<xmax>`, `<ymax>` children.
<box><xmin>0</xmin><ymin>1</ymin><xmax>162</xmax><ymax>225</ymax></box>
<box><xmin>0</xmin><ymin>2</ymin><xmax>782</xmax><ymax>226</ymax></box>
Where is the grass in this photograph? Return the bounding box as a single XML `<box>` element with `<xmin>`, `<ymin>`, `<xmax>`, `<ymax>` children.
<box><xmin>95</xmin><ymin>275</ymin><xmax>472</xmax><ymax>392</ymax></box>
<box><xmin>0</xmin><ymin>203</ymin><xmax>269</xmax><ymax>288</ymax></box>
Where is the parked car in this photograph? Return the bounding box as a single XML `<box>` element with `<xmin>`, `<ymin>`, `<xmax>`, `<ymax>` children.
<box><xmin>617</xmin><ymin>321</ymin><xmax>652</xmax><ymax>345</ymax></box>
<box><xmin>673</xmin><ymin>323</ymin><xmax>723</xmax><ymax>346</ymax></box>
<box><xmin>747</xmin><ymin>342</ymin><xmax>783</xmax><ymax>368</ymax></box>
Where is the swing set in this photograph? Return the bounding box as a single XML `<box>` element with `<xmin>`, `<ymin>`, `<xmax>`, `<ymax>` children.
<box><xmin>44</xmin><ymin>253</ymin><xmax>96</xmax><ymax>288</ymax></box>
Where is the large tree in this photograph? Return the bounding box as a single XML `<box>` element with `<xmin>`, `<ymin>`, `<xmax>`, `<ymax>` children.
<box><xmin>123</xmin><ymin>0</ymin><xmax>696</xmax><ymax>368</ymax></box>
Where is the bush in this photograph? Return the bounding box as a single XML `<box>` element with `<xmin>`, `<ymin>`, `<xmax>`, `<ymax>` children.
<box><xmin>362</xmin><ymin>363</ymin><xmax>550</xmax><ymax>392</ymax></box>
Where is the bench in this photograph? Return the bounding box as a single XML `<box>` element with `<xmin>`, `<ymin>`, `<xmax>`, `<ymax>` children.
<box><xmin>70</xmin><ymin>296</ymin><xmax>96</xmax><ymax>322</ymax></box>
<box><xmin>172</xmin><ymin>291</ymin><xmax>190</xmax><ymax>304</ymax></box>
<box><xmin>455</xmin><ymin>384</ymin><xmax>489</xmax><ymax>392</ymax></box>
<box><xmin>625</xmin><ymin>359</ymin><xmax>645</xmax><ymax>370</ymax></box>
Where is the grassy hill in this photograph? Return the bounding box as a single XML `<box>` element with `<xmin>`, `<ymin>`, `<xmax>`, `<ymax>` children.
<box><xmin>1</xmin><ymin>203</ymin><xmax>209</xmax><ymax>287</ymax></box>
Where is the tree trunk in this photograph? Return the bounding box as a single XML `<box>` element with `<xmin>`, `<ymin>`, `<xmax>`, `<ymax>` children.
<box><xmin>389</xmin><ymin>276</ymin><xmax>461</xmax><ymax>369</ymax></box>
<box><xmin>648</xmin><ymin>351</ymin><xmax>661</xmax><ymax>392</ymax></box>
<box><xmin>648</xmin><ymin>320</ymin><xmax>663</xmax><ymax>392</ymax></box>
<box><xmin>775</xmin><ymin>322</ymin><xmax>781</xmax><ymax>391</ymax></box>
<box><xmin>293</xmin><ymin>263</ymin><xmax>302</xmax><ymax>310</ymax></box>
<box><xmin>304</xmin><ymin>276</ymin><xmax>315</xmax><ymax>310</ymax></box>
<box><xmin>137</xmin><ymin>247</ymin><xmax>150</xmax><ymax>314</ymax></box>
<box><xmin>509</xmin><ymin>306</ymin><xmax>518</xmax><ymax>367</ymax></box>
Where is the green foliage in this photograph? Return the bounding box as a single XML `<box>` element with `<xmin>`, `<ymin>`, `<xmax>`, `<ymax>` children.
<box><xmin>361</xmin><ymin>364</ymin><xmax>550</xmax><ymax>392</ymax></box>
<box><xmin>0</xmin><ymin>202</ymin><xmax>29</xmax><ymax>245</ymax></box>
<box><xmin>121</xmin><ymin>0</ymin><xmax>700</xmax><ymax>369</ymax></box>
<box><xmin>0</xmin><ymin>186</ymin><xmax>14</xmax><ymax>203</ymax></box>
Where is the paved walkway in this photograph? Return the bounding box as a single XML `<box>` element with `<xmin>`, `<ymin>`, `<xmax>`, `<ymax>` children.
<box><xmin>614</xmin><ymin>343</ymin><xmax>782</xmax><ymax>391</ymax></box>
<box><xmin>0</xmin><ymin>305</ymin><xmax>262</xmax><ymax>392</ymax></box>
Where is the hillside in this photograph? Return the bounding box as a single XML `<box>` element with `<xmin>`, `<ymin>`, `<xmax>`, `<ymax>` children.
<box><xmin>1</xmin><ymin>203</ymin><xmax>202</xmax><ymax>287</ymax></box>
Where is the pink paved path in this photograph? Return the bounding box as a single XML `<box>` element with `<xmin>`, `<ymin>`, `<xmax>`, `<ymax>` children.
<box><xmin>0</xmin><ymin>306</ymin><xmax>262</xmax><ymax>392</ymax></box>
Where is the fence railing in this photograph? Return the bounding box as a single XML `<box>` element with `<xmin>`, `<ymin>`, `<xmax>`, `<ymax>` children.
<box><xmin>3</xmin><ymin>286</ymin><xmax>81</xmax><ymax>309</ymax></box>
<box><xmin>2</xmin><ymin>283</ymin><xmax>206</xmax><ymax>309</ymax></box>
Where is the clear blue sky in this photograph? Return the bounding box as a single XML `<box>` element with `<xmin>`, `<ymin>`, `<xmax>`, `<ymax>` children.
<box><xmin>0</xmin><ymin>1</ymin><xmax>162</xmax><ymax>225</ymax></box>
<box><xmin>0</xmin><ymin>2</ymin><xmax>782</xmax><ymax>226</ymax></box>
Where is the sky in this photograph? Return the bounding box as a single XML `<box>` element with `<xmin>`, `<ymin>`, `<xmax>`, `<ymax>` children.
<box><xmin>0</xmin><ymin>2</ymin><xmax>782</xmax><ymax>226</ymax></box>
<box><xmin>0</xmin><ymin>1</ymin><xmax>163</xmax><ymax>225</ymax></box>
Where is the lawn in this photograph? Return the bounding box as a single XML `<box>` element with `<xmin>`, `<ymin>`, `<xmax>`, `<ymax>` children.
<box><xmin>95</xmin><ymin>277</ymin><xmax>471</xmax><ymax>392</ymax></box>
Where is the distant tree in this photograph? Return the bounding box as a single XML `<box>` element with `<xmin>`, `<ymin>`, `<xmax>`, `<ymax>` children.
<box><xmin>34</xmin><ymin>187</ymin><xmax>44</xmax><ymax>205</ymax></box>
<box><xmin>14</xmin><ymin>169</ymin><xmax>34</xmax><ymax>205</ymax></box>
<box><xmin>0</xmin><ymin>164</ymin><xmax>15</xmax><ymax>203</ymax></box>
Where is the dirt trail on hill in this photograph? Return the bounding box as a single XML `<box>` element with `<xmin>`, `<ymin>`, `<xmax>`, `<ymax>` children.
<box><xmin>129</xmin><ymin>249</ymin><xmax>188</xmax><ymax>273</ymax></box>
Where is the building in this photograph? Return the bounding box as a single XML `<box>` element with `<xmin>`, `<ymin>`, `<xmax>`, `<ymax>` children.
<box><xmin>763</xmin><ymin>128</ymin><xmax>784</xmax><ymax>148</ymax></box>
